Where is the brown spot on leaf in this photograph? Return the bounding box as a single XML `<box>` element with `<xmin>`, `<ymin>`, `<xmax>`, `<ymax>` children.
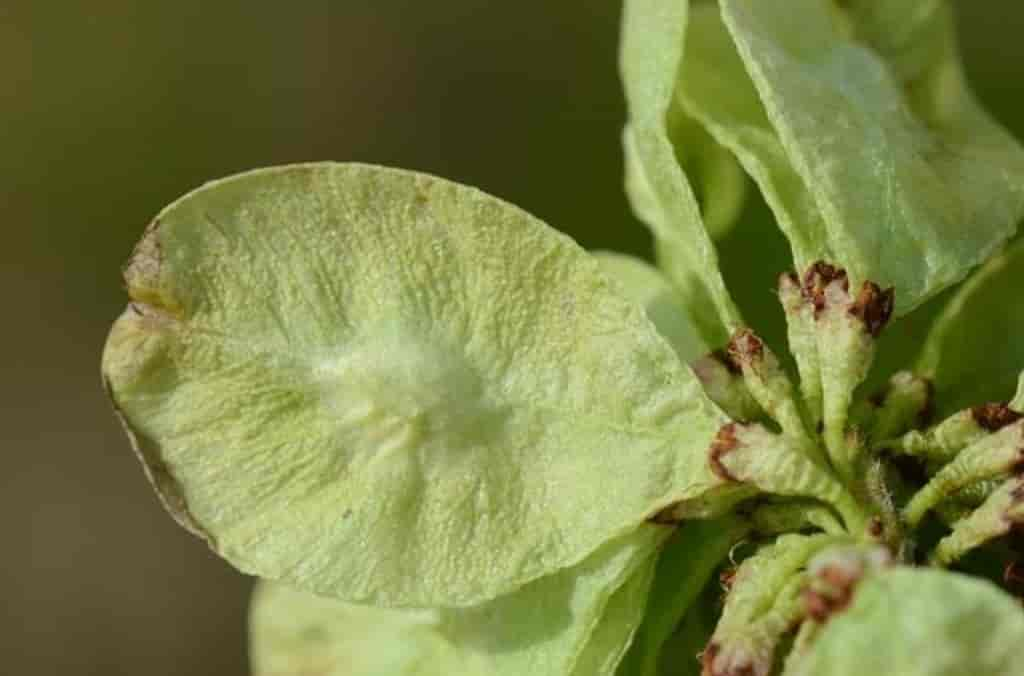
<box><xmin>972</xmin><ymin>403</ymin><xmax>1023</xmax><ymax>432</ymax></box>
<box><xmin>709</xmin><ymin>424</ymin><xmax>741</xmax><ymax>482</ymax></box>
<box><xmin>849</xmin><ymin>281</ymin><xmax>895</xmax><ymax>338</ymax></box>
<box><xmin>867</xmin><ymin>516</ymin><xmax>884</xmax><ymax>538</ymax></box>
<box><xmin>802</xmin><ymin>261</ymin><xmax>848</xmax><ymax>315</ymax></box>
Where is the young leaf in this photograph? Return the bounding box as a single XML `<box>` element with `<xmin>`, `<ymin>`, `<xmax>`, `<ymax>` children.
<box><xmin>592</xmin><ymin>251</ymin><xmax>708</xmax><ymax>362</ymax></box>
<box><xmin>676</xmin><ymin>3</ymin><xmax>829</xmax><ymax>271</ymax></box>
<box><xmin>250</xmin><ymin>528</ymin><xmax>664</xmax><ymax>676</ymax></box>
<box><xmin>916</xmin><ymin>238</ymin><xmax>1024</xmax><ymax>417</ymax></box>
<box><xmin>620</xmin><ymin>0</ymin><xmax>744</xmax><ymax>345</ymax></box>
<box><xmin>785</xmin><ymin>568</ymin><xmax>1024</xmax><ymax>676</ymax></box>
<box><xmin>101</xmin><ymin>163</ymin><xmax>730</xmax><ymax>608</ymax></box>
<box><xmin>720</xmin><ymin>0</ymin><xmax>1024</xmax><ymax>314</ymax></box>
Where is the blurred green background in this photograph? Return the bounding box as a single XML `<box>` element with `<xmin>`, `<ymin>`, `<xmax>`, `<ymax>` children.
<box><xmin>3</xmin><ymin>2</ymin><xmax>1023</xmax><ymax>675</ymax></box>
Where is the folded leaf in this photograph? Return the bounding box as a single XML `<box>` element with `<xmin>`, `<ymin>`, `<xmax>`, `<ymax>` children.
<box><xmin>102</xmin><ymin>163</ymin><xmax>729</xmax><ymax>607</ymax></box>
<box><xmin>916</xmin><ymin>238</ymin><xmax>1024</xmax><ymax>416</ymax></box>
<box><xmin>249</xmin><ymin>528</ymin><xmax>664</xmax><ymax>676</ymax></box>
<box><xmin>621</xmin><ymin>0</ymin><xmax>743</xmax><ymax>345</ymax></box>
<box><xmin>785</xmin><ymin>568</ymin><xmax>1024</xmax><ymax>676</ymax></box>
<box><xmin>720</xmin><ymin>0</ymin><xmax>1024</xmax><ymax>314</ymax></box>
<box><xmin>592</xmin><ymin>251</ymin><xmax>708</xmax><ymax>362</ymax></box>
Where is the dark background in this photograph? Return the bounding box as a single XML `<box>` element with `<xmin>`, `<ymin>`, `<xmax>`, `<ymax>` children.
<box><xmin>3</xmin><ymin>3</ymin><xmax>1022</xmax><ymax>675</ymax></box>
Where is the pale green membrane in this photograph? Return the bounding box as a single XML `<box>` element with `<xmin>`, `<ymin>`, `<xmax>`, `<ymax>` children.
<box><xmin>916</xmin><ymin>238</ymin><xmax>1024</xmax><ymax>416</ymax></box>
<box><xmin>101</xmin><ymin>163</ymin><xmax>728</xmax><ymax>607</ymax></box>
<box><xmin>719</xmin><ymin>0</ymin><xmax>1024</xmax><ymax>314</ymax></box>
<box><xmin>249</xmin><ymin>528</ymin><xmax>663</xmax><ymax>676</ymax></box>
<box><xmin>621</xmin><ymin>0</ymin><xmax>743</xmax><ymax>344</ymax></box>
<box><xmin>785</xmin><ymin>568</ymin><xmax>1024</xmax><ymax>676</ymax></box>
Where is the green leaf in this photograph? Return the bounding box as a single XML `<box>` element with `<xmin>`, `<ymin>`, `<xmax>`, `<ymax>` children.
<box><xmin>101</xmin><ymin>162</ymin><xmax>729</xmax><ymax>607</ymax></box>
<box><xmin>677</xmin><ymin>3</ymin><xmax>829</xmax><ymax>272</ymax></box>
<box><xmin>592</xmin><ymin>251</ymin><xmax>708</xmax><ymax>362</ymax></box>
<box><xmin>620</xmin><ymin>0</ymin><xmax>744</xmax><ymax>345</ymax></box>
<box><xmin>916</xmin><ymin>238</ymin><xmax>1024</xmax><ymax>416</ymax></box>
<box><xmin>786</xmin><ymin>568</ymin><xmax>1024</xmax><ymax>676</ymax></box>
<box><xmin>249</xmin><ymin>528</ymin><xmax>664</xmax><ymax>676</ymax></box>
<box><xmin>719</xmin><ymin>0</ymin><xmax>1024</xmax><ymax>314</ymax></box>
<box><xmin>618</xmin><ymin>517</ymin><xmax>748</xmax><ymax>676</ymax></box>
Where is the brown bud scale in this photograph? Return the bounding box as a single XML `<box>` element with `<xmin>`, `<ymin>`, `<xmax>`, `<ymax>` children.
<box><xmin>848</xmin><ymin>281</ymin><xmax>895</xmax><ymax>338</ymax></box>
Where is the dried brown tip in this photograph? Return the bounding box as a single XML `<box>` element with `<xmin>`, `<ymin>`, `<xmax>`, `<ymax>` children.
<box><xmin>709</xmin><ymin>423</ymin><xmax>741</xmax><ymax>482</ymax></box>
<box><xmin>971</xmin><ymin>403</ymin><xmax>1024</xmax><ymax>432</ymax></box>
<box><xmin>727</xmin><ymin>329</ymin><xmax>764</xmax><ymax>367</ymax></box>
<box><xmin>802</xmin><ymin>261</ymin><xmax>849</xmax><ymax>315</ymax></box>
<box><xmin>848</xmin><ymin>281</ymin><xmax>895</xmax><ymax>338</ymax></box>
